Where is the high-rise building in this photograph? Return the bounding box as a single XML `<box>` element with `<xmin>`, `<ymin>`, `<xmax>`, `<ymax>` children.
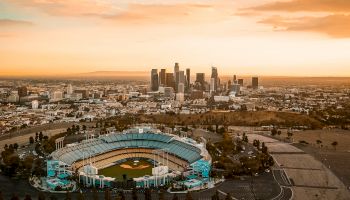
<box><xmin>195</xmin><ymin>73</ymin><xmax>205</xmax><ymax>90</ymax></box>
<box><xmin>231</xmin><ymin>84</ymin><xmax>240</xmax><ymax>95</ymax></box>
<box><xmin>67</xmin><ymin>84</ymin><xmax>73</xmax><ymax>95</ymax></box>
<box><xmin>233</xmin><ymin>75</ymin><xmax>237</xmax><ymax>83</ymax></box>
<box><xmin>174</xmin><ymin>63</ymin><xmax>179</xmax><ymax>81</ymax></box>
<box><xmin>18</xmin><ymin>86</ymin><xmax>28</xmax><ymax>97</ymax></box>
<box><xmin>151</xmin><ymin>69</ymin><xmax>159</xmax><ymax>91</ymax></box>
<box><xmin>238</xmin><ymin>79</ymin><xmax>244</xmax><ymax>86</ymax></box>
<box><xmin>211</xmin><ymin>67</ymin><xmax>219</xmax><ymax>92</ymax></box>
<box><xmin>195</xmin><ymin>73</ymin><xmax>205</xmax><ymax>86</ymax></box>
<box><xmin>178</xmin><ymin>83</ymin><xmax>185</xmax><ymax>93</ymax></box>
<box><xmin>176</xmin><ymin>71</ymin><xmax>185</xmax><ymax>84</ymax></box>
<box><xmin>210</xmin><ymin>78</ymin><xmax>215</xmax><ymax>93</ymax></box>
<box><xmin>252</xmin><ymin>77</ymin><xmax>259</xmax><ymax>89</ymax></box>
<box><xmin>186</xmin><ymin>68</ymin><xmax>190</xmax><ymax>88</ymax></box>
<box><xmin>159</xmin><ymin>69</ymin><xmax>166</xmax><ymax>86</ymax></box>
<box><xmin>165</xmin><ymin>73</ymin><xmax>175</xmax><ymax>89</ymax></box>
<box><xmin>228</xmin><ymin>80</ymin><xmax>232</xmax><ymax>91</ymax></box>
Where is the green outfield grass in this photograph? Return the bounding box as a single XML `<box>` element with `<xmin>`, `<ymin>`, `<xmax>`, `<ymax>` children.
<box><xmin>98</xmin><ymin>159</ymin><xmax>153</xmax><ymax>181</ymax></box>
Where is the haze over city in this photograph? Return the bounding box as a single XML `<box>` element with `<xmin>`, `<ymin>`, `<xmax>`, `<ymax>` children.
<box><xmin>1</xmin><ymin>0</ymin><xmax>350</xmax><ymax>77</ymax></box>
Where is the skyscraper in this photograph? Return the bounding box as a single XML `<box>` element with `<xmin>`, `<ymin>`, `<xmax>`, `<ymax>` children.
<box><xmin>252</xmin><ymin>77</ymin><xmax>259</xmax><ymax>89</ymax></box>
<box><xmin>233</xmin><ymin>75</ymin><xmax>237</xmax><ymax>83</ymax></box>
<box><xmin>211</xmin><ymin>67</ymin><xmax>219</xmax><ymax>92</ymax></box>
<box><xmin>186</xmin><ymin>68</ymin><xmax>190</xmax><ymax>88</ymax></box>
<box><xmin>174</xmin><ymin>62</ymin><xmax>179</xmax><ymax>82</ymax></box>
<box><xmin>176</xmin><ymin>71</ymin><xmax>185</xmax><ymax>92</ymax></box>
<box><xmin>159</xmin><ymin>69</ymin><xmax>166</xmax><ymax>86</ymax></box>
<box><xmin>196</xmin><ymin>73</ymin><xmax>205</xmax><ymax>86</ymax></box>
<box><xmin>151</xmin><ymin>69</ymin><xmax>159</xmax><ymax>91</ymax></box>
<box><xmin>195</xmin><ymin>73</ymin><xmax>206</xmax><ymax>91</ymax></box>
<box><xmin>238</xmin><ymin>79</ymin><xmax>244</xmax><ymax>86</ymax></box>
<box><xmin>165</xmin><ymin>73</ymin><xmax>175</xmax><ymax>89</ymax></box>
<box><xmin>67</xmin><ymin>84</ymin><xmax>73</xmax><ymax>95</ymax></box>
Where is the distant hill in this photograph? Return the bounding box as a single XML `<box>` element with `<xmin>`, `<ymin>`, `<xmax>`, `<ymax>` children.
<box><xmin>77</xmin><ymin>71</ymin><xmax>148</xmax><ymax>77</ymax></box>
<box><xmin>71</xmin><ymin>71</ymin><xmax>149</xmax><ymax>80</ymax></box>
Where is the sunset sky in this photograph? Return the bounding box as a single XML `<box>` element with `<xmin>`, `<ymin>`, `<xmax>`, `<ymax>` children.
<box><xmin>0</xmin><ymin>0</ymin><xmax>349</xmax><ymax>77</ymax></box>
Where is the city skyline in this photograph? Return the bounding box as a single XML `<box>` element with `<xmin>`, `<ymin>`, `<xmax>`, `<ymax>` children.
<box><xmin>1</xmin><ymin>0</ymin><xmax>350</xmax><ymax>77</ymax></box>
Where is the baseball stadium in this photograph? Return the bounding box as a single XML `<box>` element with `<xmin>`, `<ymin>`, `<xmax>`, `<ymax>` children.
<box><xmin>46</xmin><ymin>127</ymin><xmax>212</xmax><ymax>191</ymax></box>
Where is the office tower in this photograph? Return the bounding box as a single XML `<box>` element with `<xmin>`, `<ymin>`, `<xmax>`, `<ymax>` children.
<box><xmin>228</xmin><ymin>80</ymin><xmax>232</xmax><ymax>91</ymax></box>
<box><xmin>233</xmin><ymin>75</ymin><xmax>237</xmax><ymax>83</ymax></box>
<box><xmin>67</xmin><ymin>84</ymin><xmax>73</xmax><ymax>95</ymax></box>
<box><xmin>178</xmin><ymin>83</ymin><xmax>185</xmax><ymax>93</ymax></box>
<box><xmin>238</xmin><ymin>79</ymin><xmax>244</xmax><ymax>86</ymax></box>
<box><xmin>175</xmin><ymin>71</ymin><xmax>185</xmax><ymax>85</ymax></box>
<box><xmin>151</xmin><ymin>69</ymin><xmax>159</xmax><ymax>91</ymax></box>
<box><xmin>252</xmin><ymin>77</ymin><xmax>259</xmax><ymax>89</ymax></box>
<box><xmin>211</xmin><ymin>67</ymin><xmax>218</xmax><ymax>92</ymax></box>
<box><xmin>231</xmin><ymin>84</ymin><xmax>240</xmax><ymax>95</ymax></box>
<box><xmin>195</xmin><ymin>73</ymin><xmax>205</xmax><ymax>86</ymax></box>
<box><xmin>18</xmin><ymin>86</ymin><xmax>28</xmax><ymax>97</ymax></box>
<box><xmin>165</xmin><ymin>73</ymin><xmax>175</xmax><ymax>89</ymax></box>
<box><xmin>186</xmin><ymin>68</ymin><xmax>191</xmax><ymax>88</ymax></box>
<box><xmin>174</xmin><ymin>63</ymin><xmax>179</xmax><ymax>81</ymax></box>
<box><xmin>210</xmin><ymin>78</ymin><xmax>215</xmax><ymax>93</ymax></box>
<box><xmin>159</xmin><ymin>69</ymin><xmax>166</xmax><ymax>85</ymax></box>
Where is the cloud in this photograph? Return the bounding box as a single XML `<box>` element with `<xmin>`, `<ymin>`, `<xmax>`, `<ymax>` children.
<box><xmin>103</xmin><ymin>3</ymin><xmax>218</xmax><ymax>25</ymax></box>
<box><xmin>259</xmin><ymin>14</ymin><xmax>350</xmax><ymax>38</ymax></box>
<box><xmin>247</xmin><ymin>0</ymin><xmax>350</xmax><ymax>13</ymax></box>
<box><xmin>6</xmin><ymin>0</ymin><xmax>119</xmax><ymax>16</ymax></box>
<box><xmin>0</xmin><ymin>19</ymin><xmax>34</xmax><ymax>26</ymax></box>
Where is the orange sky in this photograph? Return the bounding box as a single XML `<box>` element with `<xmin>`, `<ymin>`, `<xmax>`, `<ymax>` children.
<box><xmin>0</xmin><ymin>0</ymin><xmax>350</xmax><ymax>77</ymax></box>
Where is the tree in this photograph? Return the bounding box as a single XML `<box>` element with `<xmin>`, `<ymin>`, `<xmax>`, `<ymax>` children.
<box><xmin>38</xmin><ymin>192</ymin><xmax>46</xmax><ymax>200</ymax></box>
<box><xmin>119</xmin><ymin>191</ymin><xmax>126</xmax><ymax>200</ymax></box>
<box><xmin>65</xmin><ymin>191</ymin><xmax>72</xmax><ymax>200</ymax></box>
<box><xmin>104</xmin><ymin>189</ymin><xmax>111</xmax><ymax>200</ymax></box>
<box><xmin>35</xmin><ymin>132</ymin><xmax>39</xmax><ymax>142</ymax></box>
<box><xmin>287</xmin><ymin>131</ymin><xmax>293</xmax><ymax>139</ymax></box>
<box><xmin>225</xmin><ymin>193</ymin><xmax>233</xmax><ymax>200</ymax></box>
<box><xmin>76</xmin><ymin>192</ymin><xmax>85</xmax><ymax>200</ymax></box>
<box><xmin>144</xmin><ymin>188</ymin><xmax>152</xmax><ymax>200</ymax></box>
<box><xmin>39</xmin><ymin>132</ymin><xmax>44</xmax><ymax>141</ymax></box>
<box><xmin>92</xmin><ymin>188</ymin><xmax>99</xmax><ymax>200</ymax></box>
<box><xmin>13</xmin><ymin>143</ymin><xmax>18</xmax><ymax>151</ymax></box>
<box><xmin>172</xmin><ymin>194</ymin><xmax>179</xmax><ymax>200</ymax></box>
<box><xmin>211</xmin><ymin>190</ymin><xmax>220</xmax><ymax>200</ymax></box>
<box><xmin>29</xmin><ymin>136</ymin><xmax>34</xmax><ymax>144</ymax></box>
<box><xmin>132</xmin><ymin>188</ymin><xmax>138</xmax><ymax>200</ymax></box>
<box><xmin>83</xmin><ymin>125</ymin><xmax>87</xmax><ymax>131</ymax></box>
<box><xmin>158</xmin><ymin>189</ymin><xmax>165</xmax><ymax>200</ymax></box>
<box><xmin>185</xmin><ymin>192</ymin><xmax>193</xmax><ymax>200</ymax></box>
<box><xmin>24</xmin><ymin>194</ymin><xmax>32</xmax><ymax>200</ymax></box>
<box><xmin>271</xmin><ymin>128</ymin><xmax>277</xmax><ymax>136</ymax></box>
<box><xmin>11</xmin><ymin>194</ymin><xmax>19</xmax><ymax>200</ymax></box>
<box><xmin>331</xmin><ymin>141</ymin><xmax>338</xmax><ymax>150</ymax></box>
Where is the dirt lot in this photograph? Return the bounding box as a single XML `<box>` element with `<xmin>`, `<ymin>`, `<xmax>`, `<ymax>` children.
<box><xmin>248</xmin><ymin>133</ymin><xmax>350</xmax><ymax>200</ymax></box>
<box><xmin>285</xmin><ymin>129</ymin><xmax>350</xmax><ymax>152</ymax></box>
